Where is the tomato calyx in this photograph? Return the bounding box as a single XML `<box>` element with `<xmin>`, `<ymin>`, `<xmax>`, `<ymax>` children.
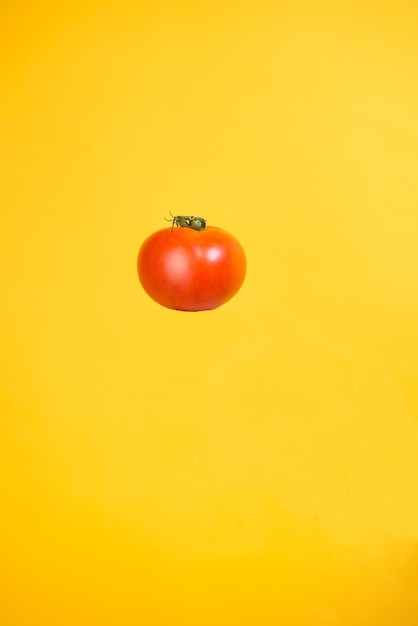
<box><xmin>165</xmin><ymin>212</ymin><xmax>207</xmax><ymax>233</ymax></box>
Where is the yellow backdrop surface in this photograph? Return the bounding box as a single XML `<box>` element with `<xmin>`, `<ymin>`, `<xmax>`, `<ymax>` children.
<box><xmin>1</xmin><ymin>1</ymin><xmax>418</xmax><ymax>624</ymax></box>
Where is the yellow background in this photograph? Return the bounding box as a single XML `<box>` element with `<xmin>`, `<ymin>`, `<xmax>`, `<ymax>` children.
<box><xmin>1</xmin><ymin>1</ymin><xmax>418</xmax><ymax>624</ymax></box>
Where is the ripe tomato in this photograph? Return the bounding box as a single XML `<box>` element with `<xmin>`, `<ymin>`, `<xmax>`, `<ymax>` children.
<box><xmin>137</xmin><ymin>223</ymin><xmax>246</xmax><ymax>311</ymax></box>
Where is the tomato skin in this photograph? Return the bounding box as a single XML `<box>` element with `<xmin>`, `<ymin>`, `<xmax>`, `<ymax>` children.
<box><xmin>137</xmin><ymin>226</ymin><xmax>246</xmax><ymax>311</ymax></box>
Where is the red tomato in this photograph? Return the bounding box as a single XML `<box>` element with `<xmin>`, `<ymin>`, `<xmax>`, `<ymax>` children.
<box><xmin>137</xmin><ymin>224</ymin><xmax>246</xmax><ymax>311</ymax></box>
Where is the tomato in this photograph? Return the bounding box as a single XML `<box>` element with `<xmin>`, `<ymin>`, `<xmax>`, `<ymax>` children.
<box><xmin>137</xmin><ymin>222</ymin><xmax>246</xmax><ymax>311</ymax></box>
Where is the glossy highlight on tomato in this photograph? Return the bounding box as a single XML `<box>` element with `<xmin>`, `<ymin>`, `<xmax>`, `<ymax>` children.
<box><xmin>137</xmin><ymin>224</ymin><xmax>246</xmax><ymax>311</ymax></box>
